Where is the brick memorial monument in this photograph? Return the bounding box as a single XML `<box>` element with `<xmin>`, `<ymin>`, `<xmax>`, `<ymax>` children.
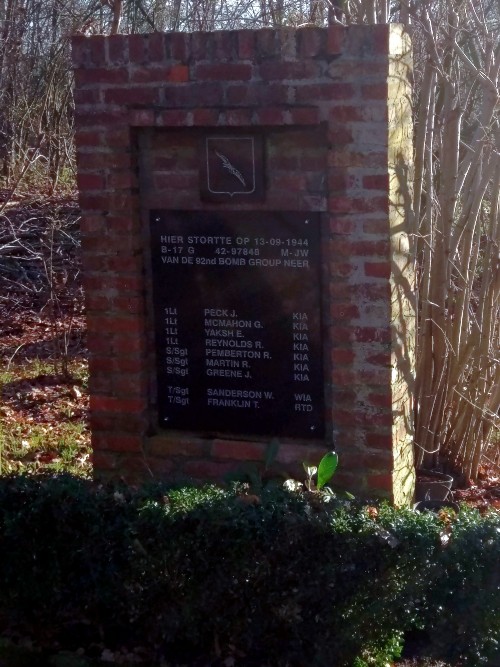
<box><xmin>72</xmin><ymin>24</ymin><xmax>415</xmax><ymax>503</ymax></box>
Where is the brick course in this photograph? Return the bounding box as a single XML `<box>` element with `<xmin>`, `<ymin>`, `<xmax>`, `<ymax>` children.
<box><xmin>72</xmin><ymin>24</ymin><xmax>415</xmax><ymax>503</ymax></box>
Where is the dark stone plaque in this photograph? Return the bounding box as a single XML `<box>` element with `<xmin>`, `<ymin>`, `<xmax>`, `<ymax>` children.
<box><xmin>150</xmin><ymin>210</ymin><xmax>324</xmax><ymax>439</ymax></box>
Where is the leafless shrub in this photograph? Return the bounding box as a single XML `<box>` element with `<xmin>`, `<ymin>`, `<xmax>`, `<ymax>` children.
<box><xmin>0</xmin><ymin>198</ymin><xmax>84</xmax><ymax>373</ymax></box>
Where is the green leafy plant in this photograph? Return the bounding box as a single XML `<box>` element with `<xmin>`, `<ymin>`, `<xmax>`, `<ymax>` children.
<box><xmin>303</xmin><ymin>450</ymin><xmax>339</xmax><ymax>491</ymax></box>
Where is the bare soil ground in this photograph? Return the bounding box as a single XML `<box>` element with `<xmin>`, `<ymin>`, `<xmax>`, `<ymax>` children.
<box><xmin>0</xmin><ymin>309</ymin><xmax>89</xmax><ymax>475</ymax></box>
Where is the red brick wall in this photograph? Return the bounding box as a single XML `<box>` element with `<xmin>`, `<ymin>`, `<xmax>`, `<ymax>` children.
<box><xmin>72</xmin><ymin>24</ymin><xmax>415</xmax><ymax>502</ymax></box>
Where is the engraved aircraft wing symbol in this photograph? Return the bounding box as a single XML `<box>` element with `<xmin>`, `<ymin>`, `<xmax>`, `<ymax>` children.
<box><xmin>214</xmin><ymin>150</ymin><xmax>246</xmax><ymax>187</ymax></box>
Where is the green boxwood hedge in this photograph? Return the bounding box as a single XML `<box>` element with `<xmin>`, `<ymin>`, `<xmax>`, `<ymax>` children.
<box><xmin>0</xmin><ymin>474</ymin><xmax>499</xmax><ymax>666</ymax></box>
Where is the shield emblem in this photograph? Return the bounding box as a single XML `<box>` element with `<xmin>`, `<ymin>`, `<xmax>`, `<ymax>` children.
<box><xmin>200</xmin><ymin>135</ymin><xmax>264</xmax><ymax>201</ymax></box>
